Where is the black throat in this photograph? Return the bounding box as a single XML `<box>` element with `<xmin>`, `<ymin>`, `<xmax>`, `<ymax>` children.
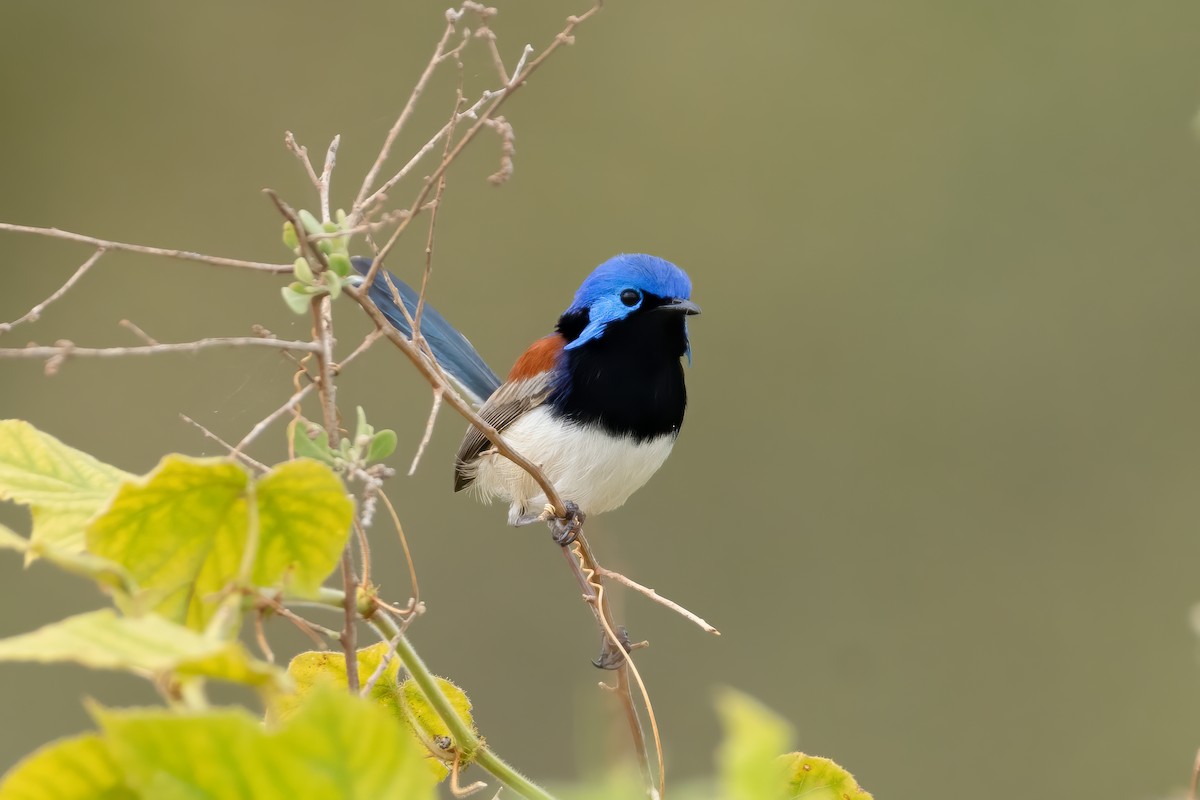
<box><xmin>550</xmin><ymin>300</ymin><xmax>690</xmax><ymax>441</ymax></box>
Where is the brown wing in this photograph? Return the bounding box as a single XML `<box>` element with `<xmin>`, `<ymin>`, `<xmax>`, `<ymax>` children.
<box><xmin>453</xmin><ymin>371</ymin><xmax>555</xmax><ymax>492</ymax></box>
<box><xmin>454</xmin><ymin>333</ymin><xmax>566</xmax><ymax>491</ymax></box>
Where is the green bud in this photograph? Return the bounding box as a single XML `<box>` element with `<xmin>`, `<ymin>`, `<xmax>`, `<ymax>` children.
<box><xmin>325</xmin><ymin>271</ymin><xmax>342</xmax><ymax>300</ymax></box>
<box><xmin>282</xmin><ymin>221</ymin><xmax>299</xmax><ymax>251</ymax></box>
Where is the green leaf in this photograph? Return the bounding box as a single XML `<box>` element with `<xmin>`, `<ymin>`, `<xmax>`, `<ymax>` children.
<box><xmin>328</xmin><ymin>252</ymin><xmax>352</xmax><ymax>278</ymax></box>
<box><xmin>0</xmin><ymin>733</ymin><xmax>133</xmax><ymax>800</ymax></box>
<box><xmin>87</xmin><ymin>457</ymin><xmax>350</xmax><ymax>630</ymax></box>
<box><xmin>324</xmin><ymin>270</ymin><xmax>342</xmax><ymax>300</ymax></box>
<box><xmin>0</xmin><ymin>420</ymin><xmax>131</xmax><ymax>557</ymax></box>
<box><xmin>0</xmin><ymin>609</ymin><xmax>284</xmax><ymax>690</ymax></box>
<box><xmin>292</xmin><ymin>256</ymin><xmax>314</xmax><ymax>284</ymax></box>
<box><xmin>781</xmin><ymin>753</ymin><xmax>874</xmax><ymax>800</ymax></box>
<box><xmin>252</xmin><ymin>459</ymin><xmax>352</xmax><ymax>597</ymax></box>
<box><xmin>290</xmin><ymin>421</ymin><xmax>334</xmax><ymax>465</ymax></box>
<box><xmin>399</xmin><ymin>674</ymin><xmax>477</xmax><ymax>768</ymax></box>
<box><xmin>716</xmin><ymin>688</ymin><xmax>794</xmax><ymax>800</ymax></box>
<box><xmin>281</xmin><ymin>220</ymin><xmax>299</xmax><ymax>251</ymax></box>
<box><xmin>87</xmin><ymin>457</ymin><xmax>249</xmax><ymax>629</ymax></box>
<box><xmin>269</xmin><ymin>641</ymin><xmax>403</xmax><ymax>724</ymax></box>
<box><xmin>367</xmin><ymin>430</ymin><xmax>397</xmax><ymax>462</ymax></box>
<box><xmin>96</xmin><ymin>687</ymin><xmax>435</xmax><ymax>800</ymax></box>
<box><xmin>297</xmin><ymin>209</ymin><xmax>322</xmax><ymax>236</ymax></box>
<box><xmin>281</xmin><ymin>285</ymin><xmax>311</xmax><ymax>314</ymax></box>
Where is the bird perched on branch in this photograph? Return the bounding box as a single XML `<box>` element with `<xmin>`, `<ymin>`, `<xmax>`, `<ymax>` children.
<box><xmin>352</xmin><ymin>254</ymin><xmax>699</xmax><ymax>543</ymax></box>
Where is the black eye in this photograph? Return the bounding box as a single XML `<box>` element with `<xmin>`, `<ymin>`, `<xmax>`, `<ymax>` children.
<box><xmin>620</xmin><ymin>289</ymin><xmax>641</xmax><ymax>307</ymax></box>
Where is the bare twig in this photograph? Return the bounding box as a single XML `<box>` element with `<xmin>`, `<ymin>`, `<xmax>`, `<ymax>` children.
<box><xmin>409</xmin><ymin>388</ymin><xmax>444</xmax><ymax>476</ymax></box>
<box><xmin>0</xmin><ymin>222</ymin><xmax>291</xmax><ymax>273</ymax></box>
<box><xmin>360</xmin><ymin>633</ymin><xmax>402</xmax><ymax>697</ymax></box>
<box><xmin>0</xmin><ymin>249</ymin><xmax>104</xmax><ymax>335</ymax></box>
<box><xmin>352</xmin><ymin>9</ymin><xmax>460</xmax><ymax>215</ymax></box>
<box><xmin>179</xmin><ymin>414</ymin><xmax>269</xmax><ymax>473</ymax></box>
<box><xmin>359</xmin><ymin>1</ymin><xmax>603</xmax><ymax>293</ymax></box>
<box><xmin>319</xmin><ymin>136</ymin><xmax>340</xmax><ymax>224</ymax></box>
<box><xmin>482</xmin><ymin>116</ymin><xmax>515</xmax><ymax>185</ymax></box>
<box><xmin>119</xmin><ymin>319</ymin><xmax>159</xmax><ymax>345</ymax></box>
<box><xmin>233</xmin><ymin>328</ymin><xmax>382</xmax><ymax>457</ymax></box>
<box><xmin>0</xmin><ymin>337</ymin><xmax>320</xmax><ymax>370</ymax></box>
<box><xmin>378</xmin><ymin>488</ymin><xmax>421</xmax><ymax>604</ymax></box>
<box><xmin>596</xmin><ymin>565</ymin><xmax>720</xmax><ymax>636</ymax></box>
<box><xmin>285</xmin><ymin>131</ymin><xmax>323</xmax><ymax>190</ymax></box>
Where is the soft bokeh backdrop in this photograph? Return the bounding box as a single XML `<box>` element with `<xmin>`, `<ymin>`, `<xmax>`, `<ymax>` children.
<box><xmin>3</xmin><ymin>2</ymin><xmax>1200</xmax><ymax>798</ymax></box>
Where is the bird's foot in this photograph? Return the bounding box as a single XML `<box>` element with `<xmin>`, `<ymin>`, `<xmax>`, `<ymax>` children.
<box><xmin>548</xmin><ymin>500</ymin><xmax>585</xmax><ymax>546</ymax></box>
<box><xmin>593</xmin><ymin>625</ymin><xmax>633</xmax><ymax>670</ymax></box>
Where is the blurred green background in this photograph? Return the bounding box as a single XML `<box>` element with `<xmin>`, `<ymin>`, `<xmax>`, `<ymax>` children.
<box><xmin>3</xmin><ymin>2</ymin><xmax>1200</xmax><ymax>797</ymax></box>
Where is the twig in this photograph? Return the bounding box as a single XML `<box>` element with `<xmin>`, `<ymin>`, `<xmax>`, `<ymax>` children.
<box><xmin>0</xmin><ymin>222</ymin><xmax>291</xmax><ymax>273</ymax></box>
<box><xmin>352</xmin><ymin>9</ymin><xmax>460</xmax><ymax>215</ymax></box>
<box><xmin>179</xmin><ymin>414</ymin><xmax>269</xmax><ymax>473</ymax></box>
<box><xmin>0</xmin><ymin>337</ymin><xmax>320</xmax><ymax>374</ymax></box>
<box><xmin>570</xmin><ymin>534</ymin><xmax>663</xmax><ymax>798</ymax></box>
<box><xmin>233</xmin><ymin>328</ymin><xmax>382</xmax><ymax>457</ymax></box>
<box><xmin>378</xmin><ymin>487</ymin><xmax>421</xmax><ymax>605</ymax></box>
<box><xmin>358</xmin><ymin>1</ymin><xmax>603</xmax><ymax>294</ymax></box>
<box><xmin>595</xmin><ymin>566</ymin><xmax>720</xmax><ymax>636</ymax></box>
<box><xmin>284</xmin><ymin>131</ymin><xmax>323</xmax><ymax>190</ymax></box>
<box><xmin>0</xmin><ymin>249</ymin><xmax>104</xmax><ymax>335</ymax></box>
<box><xmin>483</xmin><ymin>116</ymin><xmax>515</xmax><ymax>185</ymax></box>
<box><xmin>119</xmin><ymin>319</ymin><xmax>159</xmax><ymax>345</ymax></box>
<box><xmin>409</xmin><ymin>388</ymin><xmax>444</xmax><ymax>476</ymax></box>
<box><xmin>360</xmin><ymin>633</ymin><xmax>401</xmax><ymax>697</ymax></box>
<box><xmin>319</xmin><ymin>135</ymin><xmax>340</xmax><ymax>224</ymax></box>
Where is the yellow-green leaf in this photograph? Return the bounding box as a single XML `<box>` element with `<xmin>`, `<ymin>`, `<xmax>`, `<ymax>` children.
<box><xmin>0</xmin><ymin>420</ymin><xmax>131</xmax><ymax>558</ymax></box>
<box><xmin>95</xmin><ymin>686</ymin><xmax>435</xmax><ymax>800</ymax></box>
<box><xmin>269</xmin><ymin>642</ymin><xmax>403</xmax><ymax>724</ymax></box>
<box><xmin>782</xmin><ymin>753</ymin><xmax>874</xmax><ymax>800</ymax></box>
<box><xmin>87</xmin><ymin>456</ymin><xmax>249</xmax><ymax>629</ymax></box>
<box><xmin>0</xmin><ymin>733</ymin><xmax>133</xmax><ymax>800</ymax></box>
<box><xmin>0</xmin><ymin>609</ymin><xmax>284</xmax><ymax>690</ymax></box>
<box><xmin>716</xmin><ymin>688</ymin><xmax>794</xmax><ymax>800</ymax></box>
<box><xmin>86</xmin><ymin>456</ymin><xmax>350</xmax><ymax>630</ymax></box>
<box><xmin>253</xmin><ymin>458</ymin><xmax>352</xmax><ymax>597</ymax></box>
<box><xmin>398</xmin><ymin>673</ymin><xmax>477</xmax><ymax>779</ymax></box>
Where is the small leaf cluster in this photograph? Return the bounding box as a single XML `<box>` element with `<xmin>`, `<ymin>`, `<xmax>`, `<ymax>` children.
<box><xmin>291</xmin><ymin>406</ymin><xmax>397</xmax><ymax>471</ymax></box>
<box><xmin>280</xmin><ymin>209</ymin><xmax>357</xmax><ymax>314</ymax></box>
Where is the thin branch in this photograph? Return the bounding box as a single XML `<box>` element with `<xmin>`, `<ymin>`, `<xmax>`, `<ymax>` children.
<box><xmin>378</xmin><ymin>488</ymin><xmax>421</xmax><ymax>605</ymax></box>
<box><xmin>352</xmin><ymin>10</ymin><xmax>460</xmax><ymax>214</ymax></box>
<box><xmin>0</xmin><ymin>337</ymin><xmax>320</xmax><ymax>374</ymax></box>
<box><xmin>284</xmin><ymin>131</ymin><xmax>323</xmax><ymax>190</ymax></box>
<box><xmin>408</xmin><ymin>388</ymin><xmax>444</xmax><ymax>476</ymax></box>
<box><xmin>595</xmin><ymin>565</ymin><xmax>721</xmax><ymax>636</ymax></box>
<box><xmin>0</xmin><ymin>249</ymin><xmax>104</xmax><ymax>335</ymax></box>
<box><xmin>118</xmin><ymin>319</ymin><xmax>159</xmax><ymax>345</ymax></box>
<box><xmin>360</xmin><ymin>633</ymin><xmax>401</xmax><ymax>697</ymax></box>
<box><xmin>233</xmin><ymin>328</ymin><xmax>382</xmax><ymax>457</ymax></box>
<box><xmin>359</xmin><ymin>1</ymin><xmax>603</xmax><ymax>293</ymax></box>
<box><xmin>179</xmin><ymin>414</ymin><xmax>269</xmax><ymax>473</ymax></box>
<box><xmin>0</xmin><ymin>222</ymin><xmax>291</xmax><ymax>273</ymax></box>
<box><xmin>319</xmin><ymin>135</ymin><xmax>340</xmax><ymax>223</ymax></box>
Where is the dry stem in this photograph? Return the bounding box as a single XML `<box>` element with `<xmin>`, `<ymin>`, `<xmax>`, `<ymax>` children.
<box><xmin>0</xmin><ymin>249</ymin><xmax>104</xmax><ymax>335</ymax></box>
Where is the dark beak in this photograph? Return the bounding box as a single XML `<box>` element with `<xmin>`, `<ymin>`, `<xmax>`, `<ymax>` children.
<box><xmin>658</xmin><ymin>298</ymin><xmax>701</xmax><ymax>316</ymax></box>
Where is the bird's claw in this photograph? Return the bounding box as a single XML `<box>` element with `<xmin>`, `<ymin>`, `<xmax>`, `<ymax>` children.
<box><xmin>549</xmin><ymin>500</ymin><xmax>585</xmax><ymax>546</ymax></box>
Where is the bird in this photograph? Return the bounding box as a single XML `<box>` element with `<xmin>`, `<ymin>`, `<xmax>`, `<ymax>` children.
<box><xmin>352</xmin><ymin>253</ymin><xmax>699</xmax><ymax>543</ymax></box>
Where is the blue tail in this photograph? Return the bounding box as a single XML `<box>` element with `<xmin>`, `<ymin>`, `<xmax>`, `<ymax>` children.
<box><xmin>351</xmin><ymin>257</ymin><xmax>502</xmax><ymax>404</ymax></box>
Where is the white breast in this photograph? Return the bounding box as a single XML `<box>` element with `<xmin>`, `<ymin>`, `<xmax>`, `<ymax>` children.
<box><xmin>466</xmin><ymin>406</ymin><xmax>677</xmax><ymax>525</ymax></box>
